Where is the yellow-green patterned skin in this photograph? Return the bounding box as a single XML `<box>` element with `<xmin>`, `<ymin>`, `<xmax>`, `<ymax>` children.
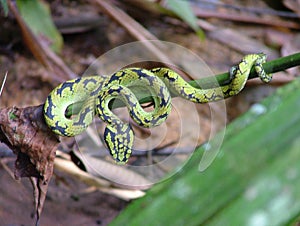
<box><xmin>44</xmin><ymin>53</ymin><xmax>272</xmax><ymax>164</ymax></box>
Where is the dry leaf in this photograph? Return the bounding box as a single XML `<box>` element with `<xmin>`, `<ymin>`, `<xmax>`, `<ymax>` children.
<box><xmin>0</xmin><ymin>105</ymin><xmax>59</xmax><ymax>224</ymax></box>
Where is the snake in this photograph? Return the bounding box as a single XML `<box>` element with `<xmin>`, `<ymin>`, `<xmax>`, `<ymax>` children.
<box><xmin>44</xmin><ymin>53</ymin><xmax>272</xmax><ymax>164</ymax></box>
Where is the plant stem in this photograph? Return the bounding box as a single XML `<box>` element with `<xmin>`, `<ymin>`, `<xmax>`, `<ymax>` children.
<box><xmin>66</xmin><ymin>52</ymin><xmax>300</xmax><ymax>115</ymax></box>
<box><xmin>189</xmin><ymin>52</ymin><xmax>300</xmax><ymax>89</ymax></box>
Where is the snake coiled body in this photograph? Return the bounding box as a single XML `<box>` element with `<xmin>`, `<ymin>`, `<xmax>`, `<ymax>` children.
<box><xmin>44</xmin><ymin>53</ymin><xmax>272</xmax><ymax>163</ymax></box>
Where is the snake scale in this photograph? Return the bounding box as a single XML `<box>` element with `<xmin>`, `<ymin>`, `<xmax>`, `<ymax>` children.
<box><xmin>44</xmin><ymin>53</ymin><xmax>272</xmax><ymax>164</ymax></box>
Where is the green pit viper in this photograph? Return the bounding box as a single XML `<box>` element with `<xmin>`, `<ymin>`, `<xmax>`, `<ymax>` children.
<box><xmin>44</xmin><ymin>53</ymin><xmax>272</xmax><ymax>164</ymax></box>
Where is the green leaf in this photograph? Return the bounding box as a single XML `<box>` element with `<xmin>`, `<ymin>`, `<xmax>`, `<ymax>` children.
<box><xmin>0</xmin><ymin>0</ymin><xmax>8</xmax><ymax>16</ymax></box>
<box><xmin>109</xmin><ymin>75</ymin><xmax>300</xmax><ymax>224</ymax></box>
<box><xmin>166</xmin><ymin>0</ymin><xmax>205</xmax><ymax>40</ymax></box>
<box><xmin>16</xmin><ymin>0</ymin><xmax>63</xmax><ymax>53</ymax></box>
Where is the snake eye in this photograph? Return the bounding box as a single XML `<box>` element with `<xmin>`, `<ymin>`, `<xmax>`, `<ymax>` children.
<box><xmin>229</xmin><ymin>66</ymin><xmax>238</xmax><ymax>80</ymax></box>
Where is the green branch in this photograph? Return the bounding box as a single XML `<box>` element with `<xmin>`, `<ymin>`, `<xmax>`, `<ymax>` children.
<box><xmin>189</xmin><ymin>52</ymin><xmax>300</xmax><ymax>89</ymax></box>
<box><xmin>66</xmin><ymin>52</ymin><xmax>300</xmax><ymax>116</ymax></box>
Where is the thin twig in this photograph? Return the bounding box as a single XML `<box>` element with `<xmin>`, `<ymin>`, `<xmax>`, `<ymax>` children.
<box><xmin>0</xmin><ymin>157</ymin><xmax>15</xmax><ymax>179</ymax></box>
<box><xmin>191</xmin><ymin>0</ymin><xmax>299</xmax><ymax>19</ymax></box>
<box><xmin>0</xmin><ymin>72</ymin><xmax>7</xmax><ymax>97</ymax></box>
<box><xmin>90</xmin><ymin>0</ymin><xmax>191</xmax><ymax>79</ymax></box>
<box><xmin>193</xmin><ymin>8</ymin><xmax>300</xmax><ymax>29</ymax></box>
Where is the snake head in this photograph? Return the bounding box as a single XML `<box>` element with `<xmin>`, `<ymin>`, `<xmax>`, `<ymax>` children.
<box><xmin>103</xmin><ymin>123</ymin><xmax>134</xmax><ymax>164</ymax></box>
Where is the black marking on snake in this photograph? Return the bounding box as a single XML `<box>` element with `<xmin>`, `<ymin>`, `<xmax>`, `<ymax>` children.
<box><xmin>132</xmin><ymin>69</ymin><xmax>156</xmax><ymax>86</ymax></box>
<box><xmin>163</xmin><ymin>70</ymin><xmax>176</xmax><ymax>82</ymax></box>
<box><xmin>149</xmin><ymin>117</ymin><xmax>160</xmax><ymax>125</ymax></box>
<box><xmin>56</xmin><ymin>79</ymin><xmax>80</xmax><ymax>96</ymax></box>
<box><xmin>236</xmin><ymin>63</ymin><xmax>245</xmax><ymax>75</ymax></box>
<box><xmin>150</xmin><ymin>68</ymin><xmax>160</xmax><ymax>74</ymax></box>
<box><xmin>54</xmin><ymin>121</ymin><xmax>67</xmax><ymax>135</ymax></box>
<box><xmin>125</xmin><ymin>124</ymin><xmax>133</xmax><ymax>140</ymax></box>
<box><xmin>96</xmin><ymin>100</ymin><xmax>113</xmax><ymax>122</ymax></box>
<box><xmin>122</xmin><ymin>90</ymin><xmax>130</xmax><ymax>99</ymax></box>
<box><xmin>193</xmin><ymin>96</ymin><xmax>202</xmax><ymax>103</ymax></box>
<box><xmin>45</xmin><ymin>96</ymin><xmax>56</xmax><ymax>119</ymax></box>
<box><xmin>130</xmin><ymin>108</ymin><xmax>143</xmax><ymax>125</ymax></box>
<box><xmin>159</xmin><ymin>112</ymin><xmax>169</xmax><ymax>120</ymax></box>
<box><xmin>187</xmin><ymin>92</ymin><xmax>196</xmax><ymax>100</ymax></box>
<box><xmin>108</xmin><ymin>71</ymin><xmax>125</xmax><ymax>84</ymax></box>
<box><xmin>142</xmin><ymin>117</ymin><xmax>151</xmax><ymax>125</ymax></box>
<box><xmin>254</xmin><ymin>62</ymin><xmax>264</xmax><ymax>76</ymax></box>
<box><xmin>104</xmin><ymin>127</ymin><xmax>112</xmax><ymax>139</ymax></box>
<box><xmin>108</xmin><ymin>86</ymin><xmax>122</xmax><ymax>95</ymax></box>
<box><xmin>241</xmin><ymin>58</ymin><xmax>247</xmax><ymax>65</ymax></box>
<box><xmin>179</xmin><ymin>88</ymin><xmax>190</xmax><ymax>99</ymax></box>
<box><xmin>104</xmin><ymin>128</ymin><xmax>114</xmax><ymax>147</ymax></box>
<box><xmin>90</xmin><ymin>85</ymin><xmax>103</xmax><ymax>96</ymax></box>
<box><xmin>158</xmin><ymin>86</ymin><xmax>169</xmax><ymax>107</ymax></box>
<box><xmin>73</xmin><ymin>107</ymin><xmax>93</xmax><ymax>126</ymax></box>
<box><xmin>206</xmin><ymin>92</ymin><xmax>223</xmax><ymax>101</ymax></box>
<box><xmin>101</xmin><ymin>113</ymin><xmax>112</xmax><ymax>122</ymax></box>
<box><xmin>82</xmin><ymin>77</ymin><xmax>98</xmax><ymax>88</ymax></box>
<box><xmin>254</xmin><ymin>62</ymin><xmax>262</xmax><ymax>68</ymax></box>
